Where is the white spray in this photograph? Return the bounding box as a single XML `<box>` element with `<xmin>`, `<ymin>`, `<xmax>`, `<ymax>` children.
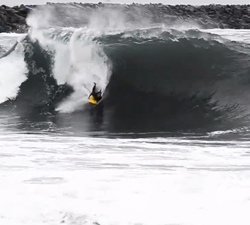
<box><xmin>0</xmin><ymin>35</ymin><xmax>27</xmax><ymax>104</ymax></box>
<box><xmin>26</xmin><ymin>6</ymin><xmax>113</xmax><ymax>113</ymax></box>
<box><xmin>53</xmin><ymin>29</ymin><xmax>111</xmax><ymax>113</ymax></box>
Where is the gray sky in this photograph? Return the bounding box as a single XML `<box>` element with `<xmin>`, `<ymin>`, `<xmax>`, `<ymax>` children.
<box><xmin>2</xmin><ymin>0</ymin><xmax>250</xmax><ymax>6</ymax></box>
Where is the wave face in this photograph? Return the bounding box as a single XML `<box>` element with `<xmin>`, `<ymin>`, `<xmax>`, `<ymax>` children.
<box><xmin>100</xmin><ymin>29</ymin><xmax>250</xmax><ymax>132</ymax></box>
<box><xmin>1</xmin><ymin>4</ymin><xmax>250</xmax><ymax>134</ymax></box>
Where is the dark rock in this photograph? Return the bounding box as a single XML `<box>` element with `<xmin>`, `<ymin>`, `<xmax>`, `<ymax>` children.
<box><xmin>242</xmin><ymin>15</ymin><xmax>250</xmax><ymax>23</ymax></box>
<box><xmin>18</xmin><ymin>4</ymin><xmax>30</xmax><ymax>16</ymax></box>
<box><xmin>0</xmin><ymin>26</ymin><xmax>4</xmax><ymax>33</ymax></box>
<box><xmin>0</xmin><ymin>14</ymin><xmax>8</xmax><ymax>23</ymax></box>
<box><xmin>0</xmin><ymin>16</ymin><xmax>4</xmax><ymax>27</ymax></box>
<box><xmin>9</xmin><ymin>14</ymin><xmax>19</xmax><ymax>24</ymax></box>
<box><xmin>1</xmin><ymin>5</ymin><xmax>8</xmax><ymax>10</ymax></box>
<box><xmin>0</xmin><ymin>4</ymin><xmax>30</xmax><ymax>33</ymax></box>
<box><xmin>233</xmin><ymin>9</ymin><xmax>242</xmax><ymax>18</ymax></box>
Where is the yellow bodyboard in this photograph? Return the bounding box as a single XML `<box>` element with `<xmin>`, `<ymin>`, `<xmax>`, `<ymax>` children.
<box><xmin>88</xmin><ymin>95</ymin><xmax>97</xmax><ymax>104</ymax></box>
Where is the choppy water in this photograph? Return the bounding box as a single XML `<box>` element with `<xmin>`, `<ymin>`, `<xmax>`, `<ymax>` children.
<box><xmin>0</xmin><ymin>109</ymin><xmax>250</xmax><ymax>225</ymax></box>
<box><xmin>0</xmin><ymin>129</ymin><xmax>250</xmax><ymax>225</ymax></box>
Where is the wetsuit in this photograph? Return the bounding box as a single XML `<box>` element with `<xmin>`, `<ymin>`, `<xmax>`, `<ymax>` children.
<box><xmin>90</xmin><ymin>83</ymin><xmax>102</xmax><ymax>102</ymax></box>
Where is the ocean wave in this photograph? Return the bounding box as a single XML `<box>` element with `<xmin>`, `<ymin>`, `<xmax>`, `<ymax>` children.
<box><xmin>1</xmin><ymin>22</ymin><xmax>250</xmax><ymax>132</ymax></box>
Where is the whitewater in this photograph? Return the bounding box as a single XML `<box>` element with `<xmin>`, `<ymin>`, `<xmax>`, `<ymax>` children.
<box><xmin>1</xmin><ymin>3</ymin><xmax>250</xmax><ymax>225</ymax></box>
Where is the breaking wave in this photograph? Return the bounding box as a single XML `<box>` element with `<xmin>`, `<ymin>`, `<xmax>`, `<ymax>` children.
<box><xmin>1</xmin><ymin>4</ymin><xmax>250</xmax><ymax>133</ymax></box>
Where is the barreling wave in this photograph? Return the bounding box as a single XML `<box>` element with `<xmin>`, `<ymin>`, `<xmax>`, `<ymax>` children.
<box><xmin>1</xmin><ymin>16</ymin><xmax>250</xmax><ymax>133</ymax></box>
<box><xmin>100</xmin><ymin>29</ymin><xmax>250</xmax><ymax>132</ymax></box>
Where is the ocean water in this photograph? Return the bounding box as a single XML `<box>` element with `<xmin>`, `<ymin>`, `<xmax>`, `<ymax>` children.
<box><xmin>1</xmin><ymin>4</ymin><xmax>250</xmax><ymax>225</ymax></box>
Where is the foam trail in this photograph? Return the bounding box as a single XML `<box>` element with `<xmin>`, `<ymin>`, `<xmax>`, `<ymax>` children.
<box><xmin>53</xmin><ymin>29</ymin><xmax>111</xmax><ymax>113</ymax></box>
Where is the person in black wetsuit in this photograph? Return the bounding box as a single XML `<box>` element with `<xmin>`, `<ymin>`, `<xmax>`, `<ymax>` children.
<box><xmin>89</xmin><ymin>82</ymin><xmax>102</xmax><ymax>102</ymax></box>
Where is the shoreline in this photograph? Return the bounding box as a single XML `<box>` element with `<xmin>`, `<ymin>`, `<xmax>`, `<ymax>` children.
<box><xmin>0</xmin><ymin>3</ymin><xmax>250</xmax><ymax>33</ymax></box>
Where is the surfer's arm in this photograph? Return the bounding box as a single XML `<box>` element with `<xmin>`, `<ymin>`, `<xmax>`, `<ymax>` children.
<box><xmin>92</xmin><ymin>82</ymin><xmax>96</xmax><ymax>93</ymax></box>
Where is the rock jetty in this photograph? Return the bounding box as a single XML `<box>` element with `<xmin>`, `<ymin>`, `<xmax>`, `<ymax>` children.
<box><xmin>0</xmin><ymin>4</ymin><xmax>32</xmax><ymax>33</ymax></box>
<box><xmin>0</xmin><ymin>3</ymin><xmax>250</xmax><ymax>33</ymax></box>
